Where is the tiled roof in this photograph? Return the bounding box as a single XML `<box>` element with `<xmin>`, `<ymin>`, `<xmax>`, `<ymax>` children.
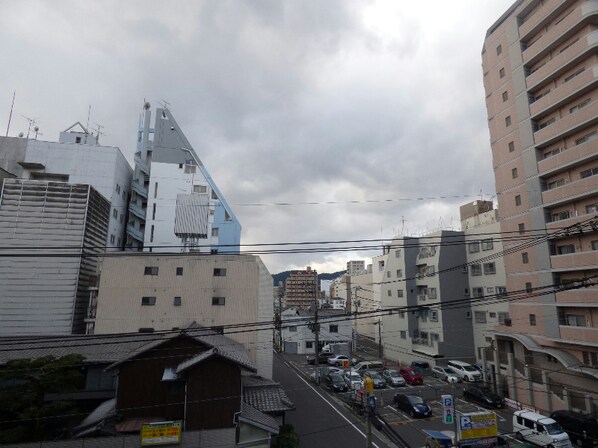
<box><xmin>242</xmin><ymin>375</ymin><xmax>295</xmax><ymax>414</ymax></box>
<box><xmin>239</xmin><ymin>402</ymin><xmax>279</xmax><ymax>434</ymax></box>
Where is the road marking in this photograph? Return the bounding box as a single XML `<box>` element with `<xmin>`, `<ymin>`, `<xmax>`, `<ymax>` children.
<box><xmin>294</xmin><ymin>370</ymin><xmax>381</xmax><ymax>448</ymax></box>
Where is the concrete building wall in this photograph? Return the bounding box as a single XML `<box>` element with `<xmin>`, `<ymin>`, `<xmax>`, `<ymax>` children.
<box><xmin>93</xmin><ymin>253</ymin><xmax>273</xmax><ymax>377</ymax></box>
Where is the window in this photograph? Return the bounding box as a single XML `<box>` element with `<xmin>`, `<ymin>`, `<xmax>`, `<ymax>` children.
<box><xmin>150</xmin><ymin>225</ymin><xmax>154</xmax><ymax>242</ymax></box>
<box><xmin>499</xmin><ymin>67</ymin><xmax>505</xmax><ymax>78</ymax></box>
<box><xmin>547</xmin><ymin>178</ymin><xmax>565</xmax><ymax>190</ymax></box>
<box><xmin>570</xmin><ymin>98</ymin><xmax>591</xmax><ymax>114</ymax></box>
<box><xmin>193</xmin><ymin>185</ymin><xmax>207</xmax><ymax>194</ymax></box>
<box><xmin>400</xmin><ymin>331</ymin><xmax>406</xmax><ymax>339</ymax></box>
<box><xmin>518</xmin><ymin>223</ymin><xmax>525</xmax><ymax>234</ymax></box>
<box><xmin>116</xmin><ymin>184</ymin><xmax>121</xmax><ymax>194</ymax></box>
<box><xmin>184</xmin><ymin>164</ymin><xmax>197</xmax><ymax>174</ymax></box>
<box><xmin>211</xmin><ymin>228</ymin><xmax>219</xmax><ymax>237</ymax></box>
<box><xmin>113</xmin><ymin>208</ymin><xmax>118</xmax><ymax>218</ymax></box>
<box><xmin>502</xmin><ymin>91</ymin><xmax>508</xmax><ymax>102</ymax></box>
<box><xmin>544</xmin><ymin>147</ymin><xmax>562</xmax><ymax>159</ymax></box>
<box><xmin>592</xmin><ymin>240</ymin><xmax>598</xmax><ymax>250</ymax></box>
<box><xmin>468</xmin><ymin>241</ymin><xmax>480</xmax><ymax>253</ymax></box>
<box><xmin>213</xmin><ymin>268</ymin><xmax>227</xmax><ymax>277</ymax></box>
<box><xmin>486</xmin><ymin>287</ymin><xmax>495</xmax><ymax>294</ymax></box>
<box><xmin>489</xmin><ymin>312</ymin><xmax>496</xmax><ymax>318</ymax></box>
<box><xmin>144</xmin><ymin>266</ymin><xmax>159</xmax><ymax>276</ymax></box>
<box><xmin>209</xmin><ymin>208</ymin><xmax>215</xmax><ymax>216</ymax></box>
<box><xmin>580</xmin><ymin>167</ymin><xmax>598</xmax><ymax>179</ymax></box>
<box><xmin>525</xmin><ymin>282</ymin><xmax>533</xmax><ymax>293</ymax></box>
<box><xmin>173</xmin><ymin>296</ymin><xmax>182</xmax><ymax>306</ymax></box>
<box><xmin>475</xmin><ymin>311</ymin><xmax>487</xmax><ymax>323</ymax></box>
<box><xmin>430</xmin><ymin>310</ymin><xmax>438</xmax><ymax>322</ymax></box>
<box><xmin>538</xmin><ymin>117</ymin><xmax>555</xmax><ymax>130</ymax></box>
<box><xmin>176</xmin><ymin>267</ymin><xmax>183</xmax><ymax>276</ymax></box>
<box><xmin>564</xmin><ymin>67</ymin><xmax>585</xmax><ymax>82</ymax></box>
<box><xmin>496</xmin><ymin>44</ymin><xmax>502</xmax><ymax>55</ymax></box>
<box><xmin>497</xmin><ymin>287</ymin><xmax>507</xmax><ymax>297</ymax></box>
<box><xmin>306</xmin><ymin>341</ymin><xmax>313</xmax><ymax>349</ymax></box>
<box><xmin>512</xmin><ymin>167</ymin><xmax>518</xmax><ymax>179</ymax></box>
<box><xmin>387</xmin><ymin>271</ymin><xmax>391</xmax><ymax>278</ymax></box>
<box><xmin>567</xmin><ymin>314</ymin><xmax>586</xmax><ymax>327</ymax></box>
<box><xmin>288</xmin><ymin>326</ymin><xmax>297</xmax><ymax>332</ymax></box>
<box><xmin>395</xmin><ymin>249</ymin><xmax>401</xmax><ymax>258</ymax></box>
<box><xmin>387</xmin><ymin>289</ymin><xmax>392</xmax><ymax>297</ymax></box>
<box><xmin>582</xmin><ymin>351</ymin><xmax>598</xmax><ymax>367</ymax></box>
<box><xmin>587</xmin><ymin>204</ymin><xmax>598</xmax><ymax>213</ymax></box>
<box><xmin>117</xmin><ymin>238</ymin><xmax>121</xmax><ymax>246</ymax></box>
<box><xmin>225</xmin><ymin>211</ymin><xmax>232</xmax><ymax>221</ymax></box>
<box><xmin>211</xmin><ymin>191</ymin><xmax>218</xmax><ymax>200</ymax></box>
<box><xmin>142</xmin><ymin>296</ymin><xmax>156</xmax><ymax>306</ymax></box>
<box><xmin>515</xmin><ymin>195</ymin><xmax>522</xmax><ymax>206</ymax></box>
<box><xmin>575</xmin><ymin>131</ymin><xmax>597</xmax><ymax>145</ymax></box>
<box><xmin>431</xmin><ymin>333</ymin><xmax>439</xmax><ymax>342</ymax></box>
<box><xmin>481</xmin><ymin>239</ymin><xmax>494</xmax><ymax>251</ymax></box>
<box><xmin>471</xmin><ymin>264</ymin><xmax>482</xmax><ymax>276</ymax></box>
<box><xmin>505</xmin><ymin>116</ymin><xmax>511</xmax><ymax>127</ymax></box>
<box><xmin>508</xmin><ymin>141</ymin><xmax>515</xmax><ymax>152</ymax></box>
<box><xmin>557</xmin><ymin>244</ymin><xmax>575</xmax><ymax>254</ymax></box>
<box><xmin>154</xmin><ymin>182</ymin><xmax>158</xmax><ymax>199</ymax></box>
<box><xmin>110</xmin><ymin>234</ymin><xmax>115</xmax><ymax>244</ymax></box>
<box><xmin>552</xmin><ymin>210</ymin><xmax>571</xmax><ymax>222</ymax></box>
<box><xmin>75</xmin><ymin>136</ymin><xmax>81</xmax><ymax>143</ymax></box>
<box><xmin>396</xmin><ymin>269</ymin><xmax>402</xmax><ymax>277</ymax></box>
<box><xmin>212</xmin><ymin>297</ymin><xmax>225</xmax><ymax>306</ymax></box>
<box><xmin>397</xmin><ymin>290</ymin><xmax>404</xmax><ymax>298</ymax></box>
<box><xmin>473</xmin><ymin>287</ymin><xmax>484</xmax><ymax>298</ymax></box>
<box><xmin>120</xmin><ymin>214</ymin><xmax>124</xmax><ymax>223</ymax></box>
<box><xmin>529</xmin><ymin>314</ymin><xmax>536</xmax><ymax>326</ymax></box>
<box><xmin>428</xmin><ymin>287</ymin><xmax>437</xmax><ymax>299</ymax></box>
<box><xmin>399</xmin><ymin>311</ymin><xmax>405</xmax><ymax>319</ymax></box>
<box><xmin>498</xmin><ymin>312</ymin><xmax>510</xmax><ymax>325</ymax></box>
<box><xmin>522</xmin><ymin>252</ymin><xmax>529</xmax><ymax>264</ymax></box>
<box><xmin>329</xmin><ymin>325</ymin><xmax>338</xmax><ymax>333</ymax></box>
<box><xmin>484</xmin><ymin>262</ymin><xmax>496</xmax><ymax>275</ymax></box>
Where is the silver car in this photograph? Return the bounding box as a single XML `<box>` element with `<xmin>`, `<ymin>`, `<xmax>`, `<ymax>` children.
<box><xmin>432</xmin><ymin>366</ymin><xmax>459</xmax><ymax>383</ymax></box>
<box><xmin>382</xmin><ymin>369</ymin><xmax>406</xmax><ymax>387</ymax></box>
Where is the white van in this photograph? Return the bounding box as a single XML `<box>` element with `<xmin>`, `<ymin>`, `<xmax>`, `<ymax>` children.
<box><xmin>353</xmin><ymin>361</ymin><xmax>384</xmax><ymax>374</ymax></box>
<box><xmin>447</xmin><ymin>360</ymin><xmax>482</xmax><ymax>382</ymax></box>
<box><xmin>513</xmin><ymin>410</ymin><xmax>572</xmax><ymax>448</ymax></box>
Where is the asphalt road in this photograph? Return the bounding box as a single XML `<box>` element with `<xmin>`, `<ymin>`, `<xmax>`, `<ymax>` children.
<box><xmin>273</xmin><ymin>351</ymin><xmax>390</xmax><ymax>447</ymax></box>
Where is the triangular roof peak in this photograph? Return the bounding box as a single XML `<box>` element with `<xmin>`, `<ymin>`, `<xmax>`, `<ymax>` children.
<box><xmin>63</xmin><ymin>121</ymin><xmax>89</xmax><ymax>134</ymax></box>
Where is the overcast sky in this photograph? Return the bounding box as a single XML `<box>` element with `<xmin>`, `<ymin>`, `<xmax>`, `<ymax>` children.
<box><xmin>1</xmin><ymin>0</ymin><xmax>515</xmax><ymax>274</ymax></box>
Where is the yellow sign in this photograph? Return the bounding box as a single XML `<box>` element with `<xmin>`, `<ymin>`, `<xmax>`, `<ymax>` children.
<box><xmin>141</xmin><ymin>421</ymin><xmax>182</xmax><ymax>446</ymax></box>
<box><xmin>458</xmin><ymin>412</ymin><xmax>497</xmax><ymax>441</ymax></box>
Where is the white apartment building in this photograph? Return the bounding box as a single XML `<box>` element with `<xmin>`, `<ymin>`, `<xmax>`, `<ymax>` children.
<box><xmin>346</xmin><ymin>260</ymin><xmax>366</xmax><ymax>276</ymax></box>
<box><xmin>91</xmin><ymin>253</ymin><xmax>273</xmax><ymax>377</ymax></box>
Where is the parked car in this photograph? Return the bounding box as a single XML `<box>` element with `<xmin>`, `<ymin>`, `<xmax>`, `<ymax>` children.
<box><xmin>432</xmin><ymin>366</ymin><xmax>460</xmax><ymax>383</ymax></box>
<box><xmin>513</xmin><ymin>410</ymin><xmax>572</xmax><ymax>448</ymax></box>
<box><xmin>399</xmin><ymin>367</ymin><xmax>423</xmax><ymax>385</ymax></box>
<box><xmin>353</xmin><ymin>360</ymin><xmax>385</xmax><ymax>373</ymax></box>
<box><xmin>306</xmin><ymin>352</ymin><xmax>335</xmax><ymax>365</ymax></box>
<box><xmin>324</xmin><ymin>372</ymin><xmax>348</xmax><ymax>392</ymax></box>
<box><xmin>463</xmin><ymin>385</ymin><xmax>504</xmax><ymax>408</ymax></box>
<box><xmin>363</xmin><ymin>370</ymin><xmax>387</xmax><ymax>389</ymax></box>
<box><xmin>328</xmin><ymin>354</ymin><xmax>351</xmax><ymax>366</ymax></box>
<box><xmin>382</xmin><ymin>369</ymin><xmax>406</xmax><ymax>387</ymax></box>
<box><xmin>411</xmin><ymin>360</ymin><xmax>432</xmax><ymax>375</ymax></box>
<box><xmin>309</xmin><ymin>366</ymin><xmax>343</xmax><ymax>383</ymax></box>
<box><xmin>447</xmin><ymin>360</ymin><xmax>482</xmax><ymax>382</ymax></box>
<box><xmin>394</xmin><ymin>393</ymin><xmax>432</xmax><ymax>418</ymax></box>
<box><xmin>550</xmin><ymin>410</ymin><xmax>598</xmax><ymax>448</ymax></box>
<box><xmin>343</xmin><ymin>370</ymin><xmax>364</xmax><ymax>390</ymax></box>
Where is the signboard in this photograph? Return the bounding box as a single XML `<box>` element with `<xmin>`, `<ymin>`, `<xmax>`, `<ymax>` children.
<box><xmin>141</xmin><ymin>421</ymin><xmax>182</xmax><ymax>446</ymax></box>
<box><xmin>458</xmin><ymin>412</ymin><xmax>497</xmax><ymax>441</ymax></box>
<box><xmin>441</xmin><ymin>394</ymin><xmax>454</xmax><ymax>425</ymax></box>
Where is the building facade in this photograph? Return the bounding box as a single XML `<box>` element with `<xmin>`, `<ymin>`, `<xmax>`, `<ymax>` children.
<box><xmin>483</xmin><ymin>0</ymin><xmax>598</xmax><ymax>412</ymax></box>
<box><xmin>0</xmin><ymin>179</ymin><xmax>110</xmax><ymax>335</ymax></box>
<box><xmin>91</xmin><ymin>253</ymin><xmax>273</xmax><ymax>378</ymax></box>
<box><xmin>284</xmin><ymin>267</ymin><xmax>319</xmax><ymax>310</ymax></box>
<box><xmin>346</xmin><ymin>260</ymin><xmax>366</xmax><ymax>276</ymax></box>
<box><xmin>126</xmin><ymin>104</ymin><xmax>240</xmax><ymax>254</ymax></box>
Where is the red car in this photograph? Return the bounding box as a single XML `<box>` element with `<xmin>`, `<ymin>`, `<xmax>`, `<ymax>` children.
<box><xmin>399</xmin><ymin>367</ymin><xmax>424</xmax><ymax>385</ymax></box>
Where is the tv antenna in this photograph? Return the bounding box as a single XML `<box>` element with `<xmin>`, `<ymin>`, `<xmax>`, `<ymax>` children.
<box><xmin>33</xmin><ymin>125</ymin><xmax>42</xmax><ymax>139</ymax></box>
<box><xmin>20</xmin><ymin>114</ymin><xmax>38</xmax><ymax>138</ymax></box>
<box><xmin>92</xmin><ymin>122</ymin><xmax>105</xmax><ymax>143</ymax></box>
<box><xmin>158</xmin><ymin>99</ymin><xmax>171</xmax><ymax>110</ymax></box>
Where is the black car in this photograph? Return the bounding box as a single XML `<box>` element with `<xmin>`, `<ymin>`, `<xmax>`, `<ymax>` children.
<box><xmin>394</xmin><ymin>393</ymin><xmax>432</xmax><ymax>418</ymax></box>
<box><xmin>463</xmin><ymin>385</ymin><xmax>504</xmax><ymax>408</ymax></box>
<box><xmin>306</xmin><ymin>352</ymin><xmax>335</xmax><ymax>365</ymax></box>
<box><xmin>325</xmin><ymin>373</ymin><xmax>348</xmax><ymax>392</ymax></box>
<box><xmin>550</xmin><ymin>410</ymin><xmax>598</xmax><ymax>448</ymax></box>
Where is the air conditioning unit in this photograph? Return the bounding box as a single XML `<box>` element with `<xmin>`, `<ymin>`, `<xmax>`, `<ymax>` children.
<box><xmin>504</xmin><ymin>318</ymin><xmax>512</xmax><ymax>326</ymax></box>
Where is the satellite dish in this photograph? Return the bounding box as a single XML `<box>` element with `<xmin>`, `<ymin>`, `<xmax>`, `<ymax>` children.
<box><xmin>18</xmin><ymin>132</ymin><xmax>24</xmax><ymax>137</ymax></box>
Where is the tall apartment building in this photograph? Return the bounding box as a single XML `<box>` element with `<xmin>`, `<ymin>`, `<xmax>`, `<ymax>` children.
<box><xmin>483</xmin><ymin>0</ymin><xmax>598</xmax><ymax>412</ymax></box>
<box><xmin>346</xmin><ymin>260</ymin><xmax>366</xmax><ymax>276</ymax></box>
<box><xmin>380</xmin><ymin>231</ymin><xmax>475</xmax><ymax>365</ymax></box>
<box><xmin>284</xmin><ymin>267</ymin><xmax>318</xmax><ymax>310</ymax></box>
<box><xmin>126</xmin><ymin>103</ymin><xmax>241</xmax><ymax>254</ymax></box>
<box><xmin>0</xmin><ymin>179</ymin><xmax>109</xmax><ymax>335</ymax></box>
<box><xmin>0</xmin><ymin>124</ymin><xmax>132</xmax><ymax>250</ymax></box>
<box><xmin>91</xmin><ymin>253</ymin><xmax>273</xmax><ymax>378</ymax></box>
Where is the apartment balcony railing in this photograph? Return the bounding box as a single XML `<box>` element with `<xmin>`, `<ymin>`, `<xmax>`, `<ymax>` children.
<box><xmin>129</xmin><ymin>201</ymin><xmax>146</xmax><ymax>220</ymax></box>
<box><xmin>551</xmin><ymin>251</ymin><xmax>598</xmax><ymax>270</ymax></box>
<box><xmin>533</xmin><ymin>98</ymin><xmax>598</xmax><ymax>146</ymax></box>
<box><xmin>523</xmin><ymin>4</ymin><xmax>594</xmax><ymax>65</ymax></box>
<box><xmin>519</xmin><ymin>0</ymin><xmax>567</xmax><ymax>39</ymax></box>
<box><xmin>559</xmin><ymin>325</ymin><xmax>598</xmax><ymax>344</ymax></box>
<box><xmin>542</xmin><ymin>176</ymin><xmax>598</xmax><ymax>206</ymax></box>
<box><xmin>527</xmin><ymin>30</ymin><xmax>598</xmax><ymax>91</ymax></box>
<box><xmin>546</xmin><ymin>212</ymin><xmax>592</xmax><ymax>232</ymax></box>
<box><xmin>530</xmin><ymin>66</ymin><xmax>598</xmax><ymax>118</ymax></box>
<box><xmin>126</xmin><ymin>224</ymin><xmax>144</xmax><ymax>242</ymax></box>
<box><xmin>134</xmin><ymin>154</ymin><xmax>151</xmax><ymax>177</ymax></box>
<box><xmin>538</xmin><ymin>128</ymin><xmax>598</xmax><ymax>176</ymax></box>
<box><xmin>131</xmin><ymin>180</ymin><xmax>148</xmax><ymax>198</ymax></box>
<box><xmin>555</xmin><ymin>288</ymin><xmax>598</xmax><ymax>304</ymax></box>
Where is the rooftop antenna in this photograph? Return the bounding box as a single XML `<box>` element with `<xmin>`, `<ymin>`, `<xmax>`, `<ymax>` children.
<box><xmin>6</xmin><ymin>90</ymin><xmax>15</xmax><ymax>137</ymax></box>
<box><xmin>158</xmin><ymin>99</ymin><xmax>171</xmax><ymax>110</ymax></box>
<box><xmin>86</xmin><ymin>105</ymin><xmax>92</xmax><ymax>133</ymax></box>
<box><xmin>91</xmin><ymin>122</ymin><xmax>105</xmax><ymax>144</ymax></box>
<box><xmin>33</xmin><ymin>125</ymin><xmax>42</xmax><ymax>139</ymax></box>
<box><xmin>20</xmin><ymin>114</ymin><xmax>37</xmax><ymax>138</ymax></box>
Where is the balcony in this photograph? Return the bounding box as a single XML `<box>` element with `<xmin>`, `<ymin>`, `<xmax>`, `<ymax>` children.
<box><xmin>134</xmin><ymin>154</ymin><xmax>151</xmax><ymax>177</ymax></box>
<box><xmin>126</xmin><ymin>224</ymin><xmax>144</xmax><ymax>242</ymax></box>
<box><xmin>538</xmin><ymin>133</ymin><xmax>598</xmax><ymax>178</ymax></box>
<box><xmin>542</xmin><ymin>175</ymin><xmax>598</xmax><ymax>206</ymax></box>
<box><xmin>555</xmin><ymin>288</ymin><xmax>598</xmax><ymax>304</ymax></box>
<box><xmin>530</xmin><ymin>66</ymin><xmax>598</xmax><ymax>118</ymax></box>
<box><xmin>551</xmin><ymin>251</ymin><xmax>598</xmax><ymax>270</ymax></box>
<box><xmin>534</xmin><ymin>99</ymin><xmax>598</xmax><ymax>147</ymax></box>
<box><xmin>523</xmin><ymin>4</ymin><xmax>595</xmax><ymax>65</ymax></box>
<box><xmin>559</xmin><ymin>325</ymin><xmax>598</xmax><ymax>344</ymax></box>
<box><xmin>519</xmin><ymin>0</ymin><xmax>567</xmax><ymax>39</ymax></box>
<box><xmin>527</xmin><ymin>30</ymin><xmax>598</xmax><ymax>91</ymax></box>
<box><xmin>131</xmin><ymin>180</ymin><xmax>148</xmax><ymax>198</ymax></box>
<box><xmin>129</xmin><ymin>201</ymin><xmax>146</xmax><ymax>220</ymax></box>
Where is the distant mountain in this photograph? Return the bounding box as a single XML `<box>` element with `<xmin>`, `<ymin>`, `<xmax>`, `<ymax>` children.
<box><xmin>272</xmin><ymin>270</ymin><xmax>346</xmax><ymax>286</ymax></box>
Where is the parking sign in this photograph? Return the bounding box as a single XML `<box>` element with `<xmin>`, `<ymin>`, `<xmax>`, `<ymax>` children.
<box><xmin>441</xmin><ymin>394</ymin><xmax>454</xmax><ymax>425</ymax></box>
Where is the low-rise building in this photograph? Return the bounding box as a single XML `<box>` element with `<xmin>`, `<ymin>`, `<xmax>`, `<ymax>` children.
<box><xmin>281</xmin><ymin>308</ymin><xmax>351</xmax><ymax>354</ymax></box>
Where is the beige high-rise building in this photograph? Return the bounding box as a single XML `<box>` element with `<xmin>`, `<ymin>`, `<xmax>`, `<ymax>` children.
<box><xmin>284</xmin><ymin>267</ymin><xmax>318</xmax><ymax>310</ymax></box>
<box><xmin>483</xmin><ymin>0</ymin><xmax>598</xmax><ymax>412</ymax></box>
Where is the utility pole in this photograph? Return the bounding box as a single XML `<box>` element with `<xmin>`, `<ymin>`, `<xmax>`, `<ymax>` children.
<box><xmin>377</xmin><ymin>319</ymin><xmax>383</xmax><ymax>359</ymax></box>
<box><xmin>277</xmin><ymin>281</ymin><xmax>284</xmax><ymax>351</ymax></box>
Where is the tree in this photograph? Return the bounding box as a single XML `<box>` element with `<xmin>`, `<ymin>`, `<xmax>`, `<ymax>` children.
<box><xmin>276</xmin><ymin>424</ymin><xmax>299</xmax><ymax>448</ymax></box>
<box><xmin>0</xmin><ymin>354</ymin><xmax>85</xmax><ymax>443</ymax></box>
